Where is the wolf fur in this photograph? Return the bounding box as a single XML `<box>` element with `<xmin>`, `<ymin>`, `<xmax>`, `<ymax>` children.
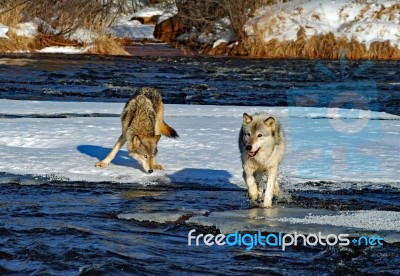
<box><xmin>95</xmin><ymin>87</ymin><xmax>178</xmax><ymax>173</ymax></box>
<box><xmin>239</xmin><ymin>112</ymin><xmax>285</xmax><ymax>208</ymax></box>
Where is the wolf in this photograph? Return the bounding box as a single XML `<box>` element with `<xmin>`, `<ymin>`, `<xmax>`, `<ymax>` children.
<box><xmin>239</xmin><ymin>112</ymin><xmax>285</xmax><ymax>208</ymax></box>
<box><xmin>95</xmin><ymin>87</ymin><xmax>178</xmax><ymax>173</ymax></box>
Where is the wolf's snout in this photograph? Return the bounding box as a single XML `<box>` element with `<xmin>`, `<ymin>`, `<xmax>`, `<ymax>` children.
<box><xmin>246</xmin><ymin>145</ymin><xmax>252</xmax><ymax>151</ymax></box>
<box><xmin>148</xmin><ymin>169</ymin><xmax>153</xmax><ymax>174</ymax></box>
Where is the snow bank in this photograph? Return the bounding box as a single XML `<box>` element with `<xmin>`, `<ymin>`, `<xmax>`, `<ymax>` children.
<box><xmin>37</xmin><ymin>46</ymin><xmax>91</xmax><ymax>54</ymax></box>
<box><xmin>132</xmin><ymin>6</ymin><xmax>164</xmax><ymax>18</ymax></box>
<box><xmin>247</xmin><ymin>0</ymin><xmax>400</xmax><ymax>49</ymax></box>
<box><xmin>67</xmin><ymin>28</ymin><xmax>97</xmax><ymax>44</ymax></box>
<box><xmin>111</xmin><ymin>20</ymin><xmax>155</xmax><ymax>39</ymax></box>
<box><xmin>13</xmin><ymin>22</ymin><xmax>37</xmax><ymax>37</ymax></box>
<box><xmin>110</xmin><ymin>6</ymin><xmax>168</xmax><ymax>40</ymax></box>
<box><xmin>196</xmin><ymin>18</ymin><xmax>235</xmax><ymax>46</ymax></box>
<box><xmin>0</xmin><ymin>100</ymin><xmax>398</xmax><ymax>190</ymax></box>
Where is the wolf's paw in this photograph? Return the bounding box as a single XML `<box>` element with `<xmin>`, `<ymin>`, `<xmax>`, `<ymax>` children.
<box><xmin>261</xmin><ymin>198</ymin><xmax>273</xmax><ymax>208</ymax></box>
<box><xmin>248</xmin><ymin>191</ymin><xmax>258</xmax><ymax>201</ymax></box>
<box><xmin>153</xmin><ymin>164</ymin><xmax>164</xmax><ymax>170</ymax></box>
<box><xmin>95</xmin><ymin>161</ymin><xmax>109</xmax><ymax>168</ymax></box>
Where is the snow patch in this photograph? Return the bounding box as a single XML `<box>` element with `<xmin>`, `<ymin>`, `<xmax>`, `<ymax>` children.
<box><xmin>0</xmin><ymin>23</ymin><xmax>8</xmax><ymax>38</ymax></box>
<box><xmin>248</xmin><ymin>0</ymin><xmax>400</xmax><ymax>49</ymax></box>
<box><xmin>118</xmin><ymin>211</ymin><xmax>189</xmax><ymax>223</ymax></box>
<box><xmin>188</xmin><ymin>207</ymin><xmax>400</xmax><ymax>242</ymax></box>
<box><xmin>111</xmin><ymin>20</ymin><xmax>155</xmax><ymax>39</ymax></box>
<box><xmin>13</xmin><ymin>22</ymin><xmax>37</xmax><ymax>37</ymax></box>
<box><xmin>67</xmin><ymin>28</ymin><xmax>97</xmax><ymax>44</ymax></box>
<box><xmin>132</xmin><ymin>6</ymin><xmax>164</xmax><ymax>18</ymax></box>
<box><xmin>213</xmin><ymin>39</ymin><xmax>227</xmax><ymax>48</ymax></box>
<box><xmin>37</xmin><ymin>46</ymin><xmax>90</xmax><ymax>54</ymax></box>
<box><xmin>0</xmin><ymin>100</ymin><xmax>398</xmax><ymax>190</ymax></box>
<box><xmin>268</xmin><ymin>210</ymin><xmax>400</xmax><ymax>232</ymax></box>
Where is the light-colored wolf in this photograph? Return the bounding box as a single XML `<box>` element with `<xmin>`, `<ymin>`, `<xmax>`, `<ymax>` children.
<box><xmin>239</xmin><ymin>112</ymin><xmax>285</xmax><ymax>208</ymax></box>
<box><xmin>95</xmin><ymin>87</ymin><xmax>178</xmax><ymax>173</ymax></box>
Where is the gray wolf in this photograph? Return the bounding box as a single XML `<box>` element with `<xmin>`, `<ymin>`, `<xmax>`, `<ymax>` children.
<box><xmin>95</xmin><ymin>87</ymin><xmax>178</xmax><ymax>173</ymax></box>
<box><xmin>239</xmin><ymin>112</ymin><xmax>285</xmax><ymax>208</ymax></box>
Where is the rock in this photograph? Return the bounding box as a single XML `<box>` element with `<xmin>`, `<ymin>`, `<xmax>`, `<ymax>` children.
<box><xmin>228</xmin><ymin>42</ymin><xmax>248</xmax><ymax>56</ymax></box>
<box><xmin>154</xmin><ymin>16</ymin><xmax>185</xmax><ymax>43</ymax></box>
<box><xmin>209</xmin><ymin>41</ymin><xmax>228</xmax><ymax>55</ymax></box>
<box><xmin>130</xmin><ymin>15</ymin><xmax>160</xmax><ymax>25</ymax></box>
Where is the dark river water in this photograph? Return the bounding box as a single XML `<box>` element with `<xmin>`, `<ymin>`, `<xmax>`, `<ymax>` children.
<box><xmin>0</xmin><ymin>54</ymin><xmax>399</xmax><ymax>275</ymax></box>
<box><xmin>0</xmin><ymin>54</ymin><xmax>399</xmax><ymax>114</ymax></box>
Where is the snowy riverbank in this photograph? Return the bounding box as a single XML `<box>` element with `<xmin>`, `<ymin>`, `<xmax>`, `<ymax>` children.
<box><xmin>1</xmin><ymin>99</ymin><xmax>398</xmax><ymax>190</ymax></box>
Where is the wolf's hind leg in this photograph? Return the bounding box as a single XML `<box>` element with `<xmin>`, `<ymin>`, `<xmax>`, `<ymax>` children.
<box><xmin>155</xmin><ymin>102</ymin><xmax>164</xmax><ymax>136</ymax></box>
<box><xmin>95</xmin><ymin>134</ymin><xmax>126</xmax><ymax>167</ymax></box>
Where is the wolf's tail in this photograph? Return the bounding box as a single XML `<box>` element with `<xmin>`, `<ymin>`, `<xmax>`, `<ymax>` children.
<box><xmin>161</xmin><ymin>121</ymin><xmax>179</xmax><ymax>138</ymax></box>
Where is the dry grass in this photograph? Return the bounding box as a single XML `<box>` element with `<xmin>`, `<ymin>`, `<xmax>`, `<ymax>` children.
<box><xmin>245</xmin><ymin>25</ymin><xmax>400</xmax><ymax>60</ymax></box>
<box><xmin>0</xmin><ymin>31</ymin><xmax>34</xmax><ymax>53</ymax></box>
<box><xmin>0</xmin><ymin>1</ymin><xmax>26</xmax><ymax>27</ymax></box>
<box><xmin>242</xmin><ymin>1</ymin><xmax>400</xmax><ymax>60</ymax></box>
<box><xmin>86</xmin><ymin>35</ymin><xmax>129</xmax><ymax>56</ymax></box>
<box><xmin>32</xmin><ymin>34</ymin><xmax>82</xmax><ymax>49</ymax></box>
<box><xmin>0</xmin><ymin>0</ymin><xmax>130</xmax><ymax>56</ymax></box>
<box><xmin>0</xmin><ymin>29</ymin><xmax>128</xmax><ymax>56</ymax></box>
<box><xmin>0</xmin><ymin>2</ymin><xmax>34</xmax><ymax>53</ymax></box>
<box><xmin>0</xmin><ymin>31</ymin><xmax>129</xmax><ymax>56</ymax></box>
<box><xmin>373</xmin><ymin>3</ymin><xmax>400</xmax><ymax>20</ymax></box>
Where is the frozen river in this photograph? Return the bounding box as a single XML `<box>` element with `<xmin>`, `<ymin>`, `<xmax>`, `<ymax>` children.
<box><xmin>0</xmin><ymin>54</ymin><xmax>399</xmax><ymax>275</ymax></box>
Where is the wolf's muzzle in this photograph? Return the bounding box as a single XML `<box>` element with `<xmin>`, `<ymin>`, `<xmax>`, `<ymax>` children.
<box><xmin>246</xmin><ymin>145</ymin><xmax>252</xmax><ymax>151</ymax></box>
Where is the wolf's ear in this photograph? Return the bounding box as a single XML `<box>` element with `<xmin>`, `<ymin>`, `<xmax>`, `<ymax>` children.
<box><xmin>243</xmin><ymin>113</ymin><xmax>253</xmax><ymax>124</ymax></box>
<box><xmin>154</xmin><ymin>135</ymin><xmax>161</xmax><ymax>142</ymax></box>
<box><xmin>133</xmin><ymin>135</ymin><xmax>141</xmax><ymax>147</ymax></box>
<box><xmin>264</xmin><ymin>117</ymin><xmax>276</xmax><ymax>135</ymax></box>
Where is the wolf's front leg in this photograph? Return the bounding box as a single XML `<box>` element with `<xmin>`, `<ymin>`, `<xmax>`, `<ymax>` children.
<box><xmin>243</xmin><ymin>167</ymin><xmax>257</xmax><ymax>201</ymax></box>
<box><xmin>254</xmin><ymin>172</ymin><xmax>264</xmax><ymax>201</ymax></box>
<box><xmin>273</xmin><ymin>179</ymin><xmax>280</xmax><ymax>197</ymax></box>
<box><xmin>262</xmin><ymin>167</ymin><xmax>278</xmax><ymax>208</ymax></box>
<box><xmin>152</xmin><ymin>160</ymin><xmax>164</xmax><ymax>170</ymax></box>
<box><xmin>95</xmin><ymin>134</ymin><xmax>126</xmax><ymax>167</ymax></box>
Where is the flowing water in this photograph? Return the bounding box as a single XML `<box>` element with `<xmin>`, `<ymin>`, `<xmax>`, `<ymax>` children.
<box><xmin>0</xmin><ymin>54</ymin><xmax>399</xmax><ymax>275</ymax></box>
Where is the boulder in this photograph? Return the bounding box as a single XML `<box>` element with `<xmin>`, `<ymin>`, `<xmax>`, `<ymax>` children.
<box><xmin>208</xmin><ymin>41</ymin><xmax>228</xmax><ymax>55</ymax></box>
<box><xmin>153</xmin><ymin>16</ymin><xmax>185</xmax><ymax>42</ymax></box>
<box><xmin>228</xmin><ymin>43</ymin><xmax>248</xmax><ymax>56</ymax></box>
<box><xmin>131</xmin><ymin>15</ymin><xmax>160</xmax><ymax>25</ymax></box>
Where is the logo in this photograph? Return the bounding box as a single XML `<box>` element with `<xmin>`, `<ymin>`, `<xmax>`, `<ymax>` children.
<box><xmin>188</xmin><ymin>229</ymin><xmax>384</xmax><ymax>251</ymax></box>
<box><xmin>286</xmin><ymin>52</ymin><xmax>382</xmax><ymax>179</ymax></box>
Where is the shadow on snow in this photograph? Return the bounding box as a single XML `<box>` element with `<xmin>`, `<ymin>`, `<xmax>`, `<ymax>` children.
<box><xmin>77</xmin><ymin>144</ymin><xmax>238</xmax><ymax>189</ymax></box>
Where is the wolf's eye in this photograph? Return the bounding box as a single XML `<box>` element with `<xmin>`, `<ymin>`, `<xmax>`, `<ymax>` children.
<box><xmin>246</xmin><ymin>132</ymin><xmax>250</xmax><ymax>136</ymax></box>
<box><xmin>143</xmin><ymin>155</ymin><xmax>148</xmax><ymax>159</ymax></box>
<box><xmin>258</xmin><ymin>134</ymin><xmax>263</xmax><ymax>137</ymax></box>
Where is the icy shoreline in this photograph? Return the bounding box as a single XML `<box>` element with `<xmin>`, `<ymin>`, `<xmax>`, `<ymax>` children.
<box><xmin>0</xmin><ymin>99</ymin><xmax>398</xmax><ymax>190</ymax></box>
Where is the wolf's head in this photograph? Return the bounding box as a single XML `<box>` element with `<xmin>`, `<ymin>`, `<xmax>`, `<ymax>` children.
<box><xmin>128</xmin><ymin>135</ymin><xmax>161</xmax><ymax>173</ymax></box>
<box><xmin>241</xmin><ymin>113</ymin><xmax>276</xmax><ymax>158</ymax></box>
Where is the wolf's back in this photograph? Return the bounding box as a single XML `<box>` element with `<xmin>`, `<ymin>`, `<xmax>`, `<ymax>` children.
<box><xmin>136</xmin><ymin>87</ymin><xmax>162</xmax><ymax>106</ymax></box>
